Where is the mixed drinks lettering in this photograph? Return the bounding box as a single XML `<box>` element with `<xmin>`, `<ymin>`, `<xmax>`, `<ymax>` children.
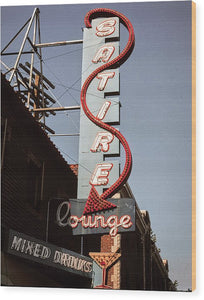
<box><xmin>10</xmin><ymin>233</ymin><xmax>92</xmax><ymax>274</ymax></box>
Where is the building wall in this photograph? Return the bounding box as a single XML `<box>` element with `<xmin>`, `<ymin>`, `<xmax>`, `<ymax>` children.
<box><xmin>1</xmin><ymin>74</ymin><xmax>77</xmax><ymax>241</ymax></box>
<box><xmin>100</xmin><ymin>234</ymin><xmax>121</xmax><ymax>289</ymax></box>
<box><xmin>99</xmin><ymin>187</ymin><xmax>173</xmax><ymax>291</ymax></box>
<box><xmin>120</xmin><ymin>231</ymin><xmax>144</xmax><ymax>290</ymax></box>
<box><xmin>1</xmin><ymin>74</ymin><xmax>90</xmax><ymax>287</ymax></box>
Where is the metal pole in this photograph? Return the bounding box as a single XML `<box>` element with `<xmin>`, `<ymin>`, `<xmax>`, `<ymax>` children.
<box><xmin>48</xmin><ymin>133</ymin><xmax>79</xmax><ymax>137</ymax></box>
<box><xmin>32</xmin><ymin>105</ymin><xmax>80</xmax><ymax>112</ymax></box>
<box><xmin>27</xmin><ymin>37</ymin><xmax>41</xmax><ymax>59</ymax></box>
<box><xmin>27</xmin><ymin>12</ymin><xmax>38</xmax><ymax>108</ymax></box>
<box><xmin>1</xmin><ymin>17</ymin><xmax>31</xmax><ymax>54</ymax></box>
<box><xmin>33</xmin><ymin>74</ymin><xmax>40</xmax><ymax>118</ymax></box>
<box><xmin>1</xmin><ymin>51</ymin><xmax>34</xmax><ymax>56</ymax></box>
<box><xmin>37</xmin><ymin>12</ymin><xmax>46</xmax><ymax>129</ymax></box>
<box><xmin>35</xmin><ymin>39</ymin><xmax>83</xmax><ymax>48</ymax></box>
<box><xmin>9</xmin><ymin>8</ymin><xmax>39</xmax><ymax>82</ymax></box>
<box><xmin>0</xmin><ymin>60</ymin><xmax>11</xmax><ymax>72</ymax></box>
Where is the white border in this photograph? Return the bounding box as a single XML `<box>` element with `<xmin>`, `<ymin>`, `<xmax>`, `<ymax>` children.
<box><xmin>1</xmin><ymin>0</ymin><xmax>204</xmax><ymax>300</ymax></box>
<box><xmin>0</xmin><ymin>0</ymin><xmax>195</xmax><ymax>7</ymax></box>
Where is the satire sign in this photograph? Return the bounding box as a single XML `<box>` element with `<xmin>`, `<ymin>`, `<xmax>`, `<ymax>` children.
<box><xmin>7</xmin><ymin>229</ymin><xmax>93</xmax><ymax>278</ymax></box>
<box><xmin>66</xmin><ymin>9</ymin><xmax>136</xmax><ymax>236</ymax></box>
<box><xmin>78</xmin><ymin>14</ymin><xmax>121</xmax><ymax>204</ymax></box>
<box><xmin>77</xmin><ymin>9</ymin><xmax>135</xmax><ymax>217</ymax></box>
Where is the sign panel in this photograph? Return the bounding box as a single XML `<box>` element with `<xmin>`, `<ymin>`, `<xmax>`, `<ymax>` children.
<box><xmin>77</xmin><ymin>9</ymin><xmax>135</xmax><ymax>217</ymax></box>
<box><xmin>7</xmin><ymin>229</ymin><xmax>93</xmax><ymax>278</ymax></box>
<box><xmin>55</xmin><ymin>198</ymin><xmax>135</xmax><ymax>237</ymax></box>
<box><xmin>78</xmin><ymin>16</ymin><xmax>120</xmax><ymax>201</ymax></box>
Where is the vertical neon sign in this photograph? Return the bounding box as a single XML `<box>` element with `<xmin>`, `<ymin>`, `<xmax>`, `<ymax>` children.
<box><xmin>78</xmin><ymin>8</ymin><xmax>135</xmax><ymax>215</ymax></box>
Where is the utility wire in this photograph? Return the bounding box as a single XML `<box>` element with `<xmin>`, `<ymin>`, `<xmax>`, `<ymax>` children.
<box><xmin>42</xmin><ymin>40</ymin><xmax>104</xmax><ymax>62</ymax></box>
<box><xmin>40</xmin><ymin>55</ymin><xmax>118</xmax><ymax>133</ymax></box>
<box><xmin>58</xmin><ymin>147</ymin><xmax>93</xmax><ymax>175</ymax></box>
<box><xmin>57</xmin><ymin>61</ymin><xmax>94</xmax><ymax>100</ymax></box>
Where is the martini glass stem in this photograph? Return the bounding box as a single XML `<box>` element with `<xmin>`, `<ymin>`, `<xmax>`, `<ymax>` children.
<box><xmin>102</xmin><ymin>267</ymin><xmax>107</xmax><ymax>286</ymax></box>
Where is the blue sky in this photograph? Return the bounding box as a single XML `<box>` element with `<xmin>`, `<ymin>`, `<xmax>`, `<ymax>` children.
<box><xmin>1</xmin><ymin>0</ymin><xmax>193</xmax><ymax>291</ymax></box>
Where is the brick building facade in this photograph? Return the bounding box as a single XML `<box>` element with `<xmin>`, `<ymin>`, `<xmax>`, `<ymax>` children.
<box><xmin>92</xmin><ymin>185</ymin><xmax>175</xmax><ymax>291</ymax></box>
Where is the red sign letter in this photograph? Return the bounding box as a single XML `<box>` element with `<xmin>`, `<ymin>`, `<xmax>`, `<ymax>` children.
<box><xmin>96</xmin><ymin>101</ymin><xmax>111</xmax><ymax>120</ymax></box>
<box><xmin>90</xmin><ymin>132</ymin><xmax>114</xmax><ymax>153</ymax></box>
<box><xmin>92</xmin><ymin>45</ymin><xmax>115</xmax><ymax>64</ymax></box>
<box><xmin>90</xmin><ymin>163</ymin><xmax>113</xmax><ymax>186</ymax></box>
<box><xmin>96</xmin><ymin>19</ymin><xmax>116</xmax><ymax>37</ymax></box>
<box><xmin>96</xmin><ymin>72</ymin><xmax>115</xmax><ymax>91</ymax></box>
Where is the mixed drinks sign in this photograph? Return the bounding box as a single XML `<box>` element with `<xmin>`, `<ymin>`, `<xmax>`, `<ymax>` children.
<box><xmin>7</xmin><ymin>229</ymin><xmax>93</xmax><ymax>278</ymax></box>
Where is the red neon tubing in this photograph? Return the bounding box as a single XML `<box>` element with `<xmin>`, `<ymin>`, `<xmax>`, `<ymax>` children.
<box><xmin>81</xmin><ymin>8</ymin><xmax>135</xmax><ymax>201</ymax></box>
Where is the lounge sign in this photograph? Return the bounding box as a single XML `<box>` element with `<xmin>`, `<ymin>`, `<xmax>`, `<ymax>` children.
<box><xmin>54</xmin><ymin>198</ymin><xmax>135</xmax><ymax>237</ymax></box>
<box><xmin>7</xmin><ymin>230</ymin><xmax>93</xmax><ymax>278</ymax></box>
<box><xmin>78</xmin><ymin>8</ymin><xmax>135</xmax><ymax>216</ymax></box>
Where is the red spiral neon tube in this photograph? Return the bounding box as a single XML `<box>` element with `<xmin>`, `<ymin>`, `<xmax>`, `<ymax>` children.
<box><xmin>81</xmin><ymin>8</ymin><xmax>135</xmax><ymax>214</ymax></box>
